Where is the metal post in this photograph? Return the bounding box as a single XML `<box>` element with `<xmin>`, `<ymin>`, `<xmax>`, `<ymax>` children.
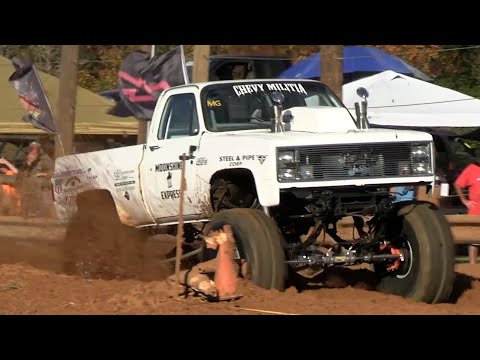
<box><xmin>175</xmin><ymin>154</ymin><xmax>187</xmax><ymax>284</ymax></box>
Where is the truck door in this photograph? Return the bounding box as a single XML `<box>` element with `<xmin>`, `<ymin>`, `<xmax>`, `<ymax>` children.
<box><xmin>142</xmin><ymin>91</ymin><xmax>203</xmax><ymax>223</ymax></box>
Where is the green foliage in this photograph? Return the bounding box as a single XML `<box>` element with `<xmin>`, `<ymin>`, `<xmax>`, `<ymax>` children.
<box><xmin>0</xmin><ymin>45</ymin><xmax>61</xmax><ymax>75</ymax></box>
<box><xmin>1</xmin><ymin>45</ymin><xmax>479</xmax><ymax>105</ymax></box>
<box><xmin>429</xmin><ymin>45</ymin><xmax>480</xmax><ymax>98</ymax></box>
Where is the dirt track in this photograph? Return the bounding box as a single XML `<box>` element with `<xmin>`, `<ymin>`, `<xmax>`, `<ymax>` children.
<box><xmin>0</xmin><ymin>217</ymin><xmax>479</xmax><ymax>315</ymax></box>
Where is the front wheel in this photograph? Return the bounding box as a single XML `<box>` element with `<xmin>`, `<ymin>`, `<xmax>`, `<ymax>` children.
<box><xmin>375</xmin><ymin>203</ymin><xmax>455</xmax><ymax>304</ymax></box>
<box><xmin>203</xmin><ymin>208</ymin><xmax>288</xmax><ymax>291</ymax></box>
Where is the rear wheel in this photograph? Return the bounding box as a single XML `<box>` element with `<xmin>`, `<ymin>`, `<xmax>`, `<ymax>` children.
<box><xmin>203</xmin><ymin>208</ymin><xmax>287</xmax><ymax>290</ymax></box>
<box><xmin>375</xmin><ymin>203</ymin><xmax>455</xmax><ymax>304</ymax></box>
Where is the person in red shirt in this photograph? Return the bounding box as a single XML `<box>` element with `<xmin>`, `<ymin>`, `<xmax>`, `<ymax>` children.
<box><xmin>0</xmin><ymin>157</ymin><xmax>19</xmax><ymax>215</ymax></box>
<box><xmin>454</xmin><ymin>160</ymin><xmax>480</xmax><ymax>264</ymax></box>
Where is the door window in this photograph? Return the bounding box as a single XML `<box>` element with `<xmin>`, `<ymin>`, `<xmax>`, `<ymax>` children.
<box><xmin>158</xmin><ymin>93</ymin><xmax>199</xmax><ymax>140</ymax></box>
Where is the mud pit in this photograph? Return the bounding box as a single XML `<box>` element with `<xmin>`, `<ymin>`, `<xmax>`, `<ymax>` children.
<box><xmin>0</xmin><ymin>216</ymin><xmax>479</xmax><ymax>315</ymax></box>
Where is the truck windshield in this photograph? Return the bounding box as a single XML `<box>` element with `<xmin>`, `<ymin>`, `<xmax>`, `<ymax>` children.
<box><xmin>201</xmin><ymin>81</ymin><xmax>345</xmax><ymax>132</ymax></box>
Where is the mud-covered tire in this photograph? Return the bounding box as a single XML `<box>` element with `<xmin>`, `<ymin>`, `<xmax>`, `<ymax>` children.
<box><xmin>203</xmin><ymin>208</ymin><xmax>287</xmax><ymax>291</ymax></box>
<box><xmin>63</xmin><ymin>192</ymin><xmax>145</xmax><ymax>279</ymax></box>
<box><xmin>376</xmin><ymin>203</ymin><xmax>455</xmax><ymax>304</ymax></box>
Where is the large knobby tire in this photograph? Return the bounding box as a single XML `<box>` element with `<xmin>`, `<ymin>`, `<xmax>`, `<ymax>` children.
<box><xmin>376</xmin><ymin>203</ymin><xmax>455</xmax><ymax>304</ymax></box>
<box><xmin>203</xmin><ymin>208</ymin><xmax>288</xmax><ymax>291</ymax></box>
<box><xmin>63</xmin><ymin>192</ymin><xmax>146</xmax><ymax>280</ymax></box>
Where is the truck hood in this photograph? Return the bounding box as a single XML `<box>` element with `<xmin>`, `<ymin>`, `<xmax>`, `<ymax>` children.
<box><xmin>202</xmin><ymin>106</ymin><xmax>432</xmax><ymax>147</ymax></box>
<box><xmin>203</xmin><ymin>127</ymin><xmax>432</xmax><ymax>148</ymax></box>
<box><xmin>283</xmin><ymin>106</ymin><xmax>359</xmax><ymax>133</ymax></box>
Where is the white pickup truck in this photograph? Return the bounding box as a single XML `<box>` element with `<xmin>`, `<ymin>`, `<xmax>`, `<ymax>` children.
<box><xmin>52</xmin><ymin>79</ymin><xmax>455</xmax><ymax>304</ymax></box>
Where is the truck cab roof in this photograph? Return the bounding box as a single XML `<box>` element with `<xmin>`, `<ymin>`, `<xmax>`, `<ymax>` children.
<box><xmin>164</xmin><ymin>78</ymin><xmax>322</xmax><ymax>91</ymax></box>
<box><xmin>185</xmin><ymin>55</ymin><xmax>292</xmax><ymax>81</ymax></box>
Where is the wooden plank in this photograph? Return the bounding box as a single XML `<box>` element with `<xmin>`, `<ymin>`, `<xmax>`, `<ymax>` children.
<box><xmin>447</xmin><ymin>214</ymin><xmax>480</xmax><ymax>225</ymax></box>
<box><xmin>335</xmin><ymin>213</ymin><xmax>480</xmax><ymax>245</ymax></box>
<box><xmin>450</xmin><ymin>227</ymin><xmax>480</xmax><ymax>244</ymax></box>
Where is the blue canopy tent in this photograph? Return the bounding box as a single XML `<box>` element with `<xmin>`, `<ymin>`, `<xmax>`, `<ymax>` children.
<box><xmin>278</xmin><ymin>46</ymin><xmax>432</xmax><ymax>83</ymax></box>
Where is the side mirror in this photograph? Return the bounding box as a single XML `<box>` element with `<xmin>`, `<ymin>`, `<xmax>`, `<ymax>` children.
<box><xmin>282</xmin><ymin>111</ymin><xmax>293</xmax><ymax>124</ymax></box>
<box><xmin>282</xmin><ymin>110</ymin><xmax>293</xmax><ymax>132</ymax></box>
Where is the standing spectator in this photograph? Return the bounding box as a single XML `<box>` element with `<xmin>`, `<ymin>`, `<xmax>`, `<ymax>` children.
<box><xmin>453</xmin><ymin>152</ymin><xmax>480</xmax><ymax>264</ymax></box>
<box><xmin>18</xmin><ymin>141</ymin><xmax>54</xmax><ymax>218</ymax></box>
<box><xmin>0</xmin><ymin>157</ymin><xmax>19</xmax><ymax>215</ymax></box>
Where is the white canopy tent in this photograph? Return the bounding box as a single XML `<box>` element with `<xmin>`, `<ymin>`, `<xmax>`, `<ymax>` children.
<box><xmin>341</xmin><ymin>70</ymin><xmax>480</xmax><ymax>128</ymax></box>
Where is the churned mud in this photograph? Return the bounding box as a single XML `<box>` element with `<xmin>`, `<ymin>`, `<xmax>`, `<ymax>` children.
<box><xmin>0</xmin><ymin>215</ymin><xmax>479</xmax><ymax>315</ymax></box>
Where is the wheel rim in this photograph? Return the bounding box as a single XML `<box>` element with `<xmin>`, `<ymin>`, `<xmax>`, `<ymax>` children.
<box><xmin>395</xmin><ymin>238</ymin><xmax>414</xmax><ymax>279</ymax></box>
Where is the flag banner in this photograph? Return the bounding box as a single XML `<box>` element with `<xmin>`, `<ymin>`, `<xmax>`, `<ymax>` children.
<box><xmin>8</xmin><ymin>58</ymin><xmax>57</xmax><ymax>133</ymax></box>
<box><xmin>108</xmin><ymin>47</ymin><xmax>187</xmax><ymax>120</ymax></box>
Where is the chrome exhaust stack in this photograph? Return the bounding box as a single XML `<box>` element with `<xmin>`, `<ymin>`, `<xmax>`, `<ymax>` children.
<box><xmin>354</xmin><ymin>87</ymin><xmax>370</xmax><ymax>130</ymax></box>
<box><xmin>271</xmin><ymin>91</ymin><xmax>285</xmax><ymax>133</ymax></box>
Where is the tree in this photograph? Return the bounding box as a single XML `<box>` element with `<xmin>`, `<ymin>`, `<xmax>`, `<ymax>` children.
<box><xmin>0</xmin><ymin>45</ymin><xmax>62</xmax><ymax>75</ymax></box>
<box><xmin>432</xmin><ymin>45</ymin><xmax>480</xmax><ymax>98</ymax></box>
<box><xmin>1</xmin><ymin>45</ymin><xmax>478</xmax><ymax>98</ymax></box>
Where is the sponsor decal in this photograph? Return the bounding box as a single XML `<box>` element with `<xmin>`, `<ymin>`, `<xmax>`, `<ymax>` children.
<box><xmin>52</xmin><ymin>168</ymin><xmax>85</xmax><ymax>180</ymax></box>
<box><xmin>65</xmin><ymin>176</ymin><xmax>81</xmax><ymax>187</ymax></box>
<box><xmin>219</xmin><ymin>154</ymin><xmax>267</xmax><ymax>167</ymax></box>
<box><xmin>56</xmin><ymin>195</ymin><xmax>76</xmax><ymax>205</ymax></box>
<box><xmin>115</xmin><ymin>181</ymin><xmax>135</xmax><ymax>187</ymax></box>
<box><xmin>54</xmin><ymin>179</ymin><xmax>62</xmax><ymax>195</ymax></box>
<box><xmin>232</xmin><ymin>83</ymin><xmax>308</xmax><ymax>97</ymax></box>
<box><xmin>113</xmin><ymin>169</ymin><xmax>135</xmax><ymax>181</ymax></box>
<box><xmin>161</xmin><ymin>190</ymin><xmax>181</xmax><ymax>200</ymax></box>
<box><xmin>86</xmin><ymin>168</ymin><xmax>98</xmax><ymax>182</ymax></box>
<box><xmin>115</xmin><ymin>185</ymin><xmax>135</xmax><ymax>192</ymax></box>
<box><xmin>207</xmin><ymin>99</ymin><xmax>222</xmax><ymax>107</ymax></box>
<box><xmin>257</xmin><ymin>155</ymin><xmax>267</xmax><ymax>164</ymax></box>
<box><xmin>196</xmin><ymin>157</ymin><xmax>208</xmax><ymax>166</ymax></box>
<box><xmin>155</xmin><ymin>162</ymin><xmax>182</xmax><ymax>172</ymax></box>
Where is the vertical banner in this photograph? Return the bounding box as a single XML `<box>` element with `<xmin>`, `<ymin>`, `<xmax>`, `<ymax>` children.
<box><xmin>8</xmin><ymin>57</ymin><xmax>57</xmax><ymax>133</ymax></box>
<box><xmin>108</xmin><ymin>46</ymin><xmax>188</xmax><ymax>120</ymax></box>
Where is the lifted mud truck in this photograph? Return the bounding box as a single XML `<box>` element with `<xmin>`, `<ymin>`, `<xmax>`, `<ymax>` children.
<box><xmin>52</xmin><ymin>79</ymin><xmax>455</xmax><ymax>304</ymax></box>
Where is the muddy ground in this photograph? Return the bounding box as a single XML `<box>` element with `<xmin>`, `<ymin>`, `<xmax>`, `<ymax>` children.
<box><xmin>0</xmin><ymin>216</ymin><xmax>479</xmax><ymax>315</ymax></box>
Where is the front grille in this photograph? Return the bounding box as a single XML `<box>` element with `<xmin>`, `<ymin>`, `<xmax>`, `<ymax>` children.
<box><xmin>293</xmin><ymin>142</ymin><xmax>426</xmax><ymax>181</ymax></box>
